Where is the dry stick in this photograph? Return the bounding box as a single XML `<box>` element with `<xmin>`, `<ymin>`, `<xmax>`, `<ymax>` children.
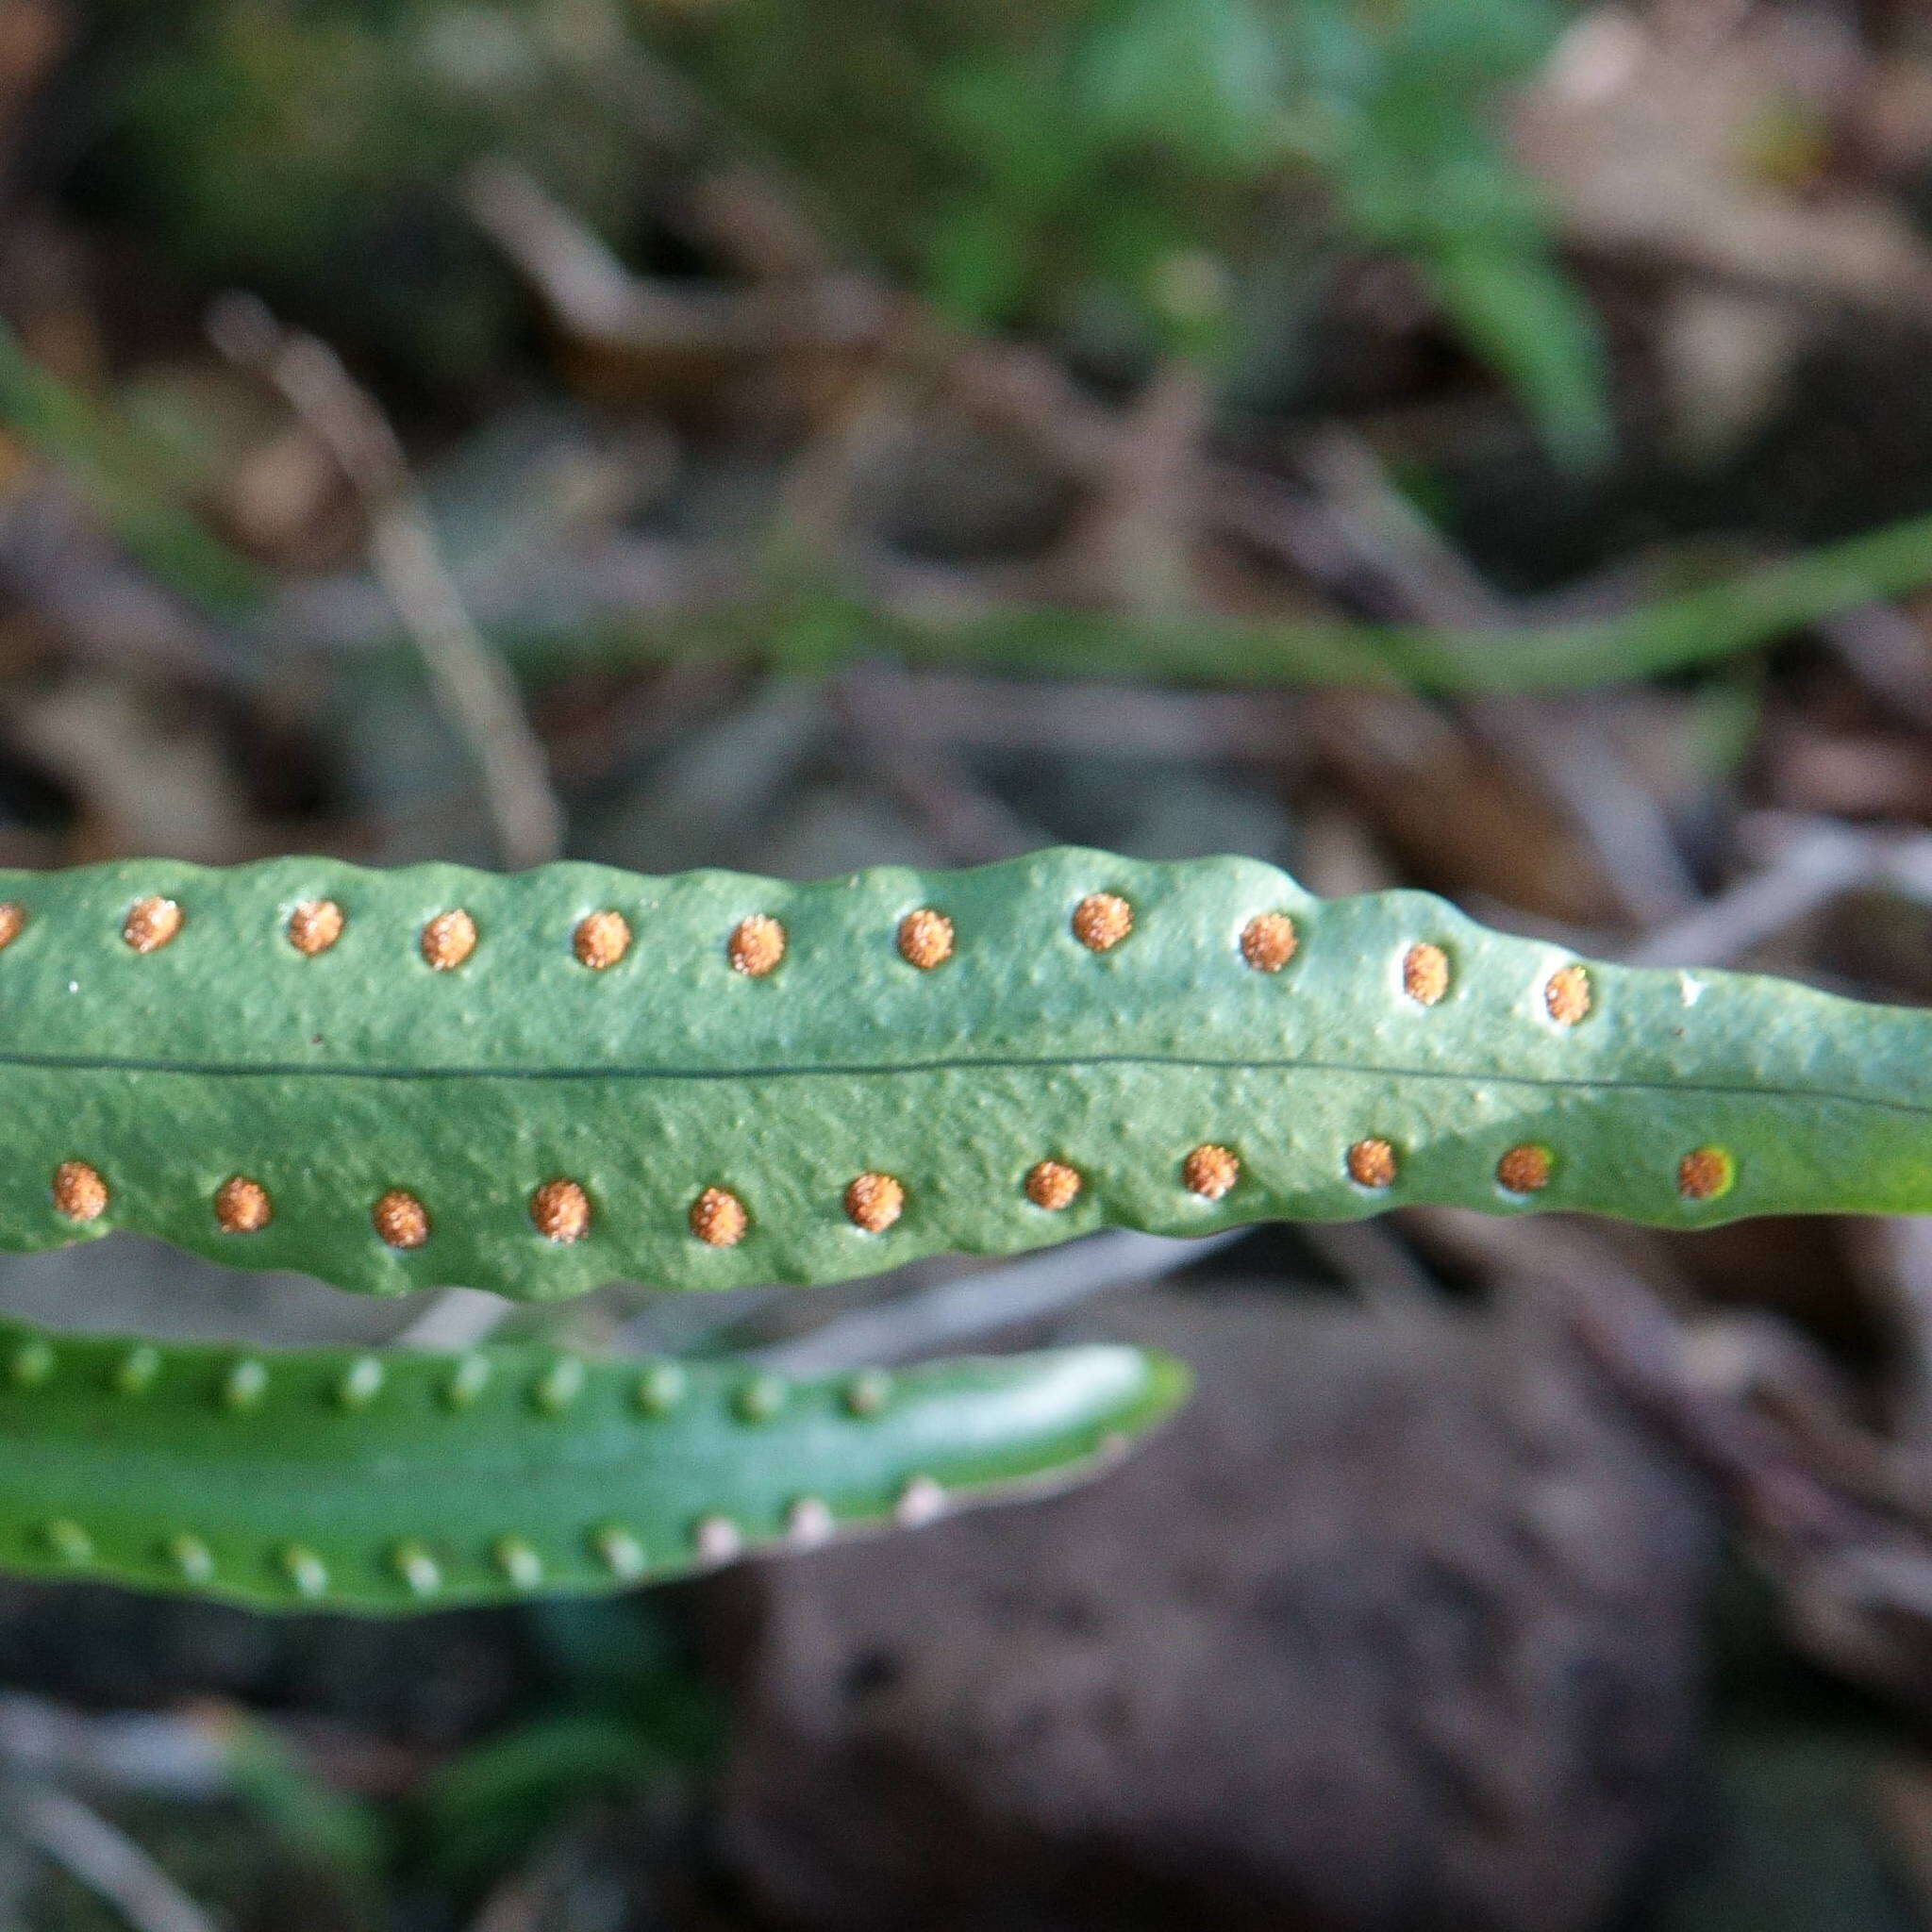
<box><xmin>763</xmin><ymin>340</ymin><xmax>1054</xmax><ymax>863</ymax></box>
<box><xmin>0</xmin><ymin>1698</ymin><xmax>229</xmax><ymax>1801</ymax></box>
<box><xmin>1292</xmin><ymin>428</ymin><xmax>1702</xmax><ymax>926</ymax></box>
<box><xmin>1569</xmin><ymin>1271</ymin><xmax>1932</xmax><ymax>1715</ymax></box>
<box><xmin>208</xmin><ymin>295</ymin><xmax>558</xmax><ymax>1356</ymax></box>
<box><xmin>262</xmin><ymin>499</ymin><xmax>1932</xmax><ymax>695</ymax></box>
<box><xmin>769</xmin><ymin>360</ymin><xmax>915</xmax><ymax>558</ymax></box>
<box><xmin>750</xmin><ymin>1230</ymin><xmax>1246</xmax><ymax>1374</ymax></box>
<box><xmin>9</xmin><ymin>1784</ymin><xmax>220</xmax><ymax>1932</ymax></box>
<box><xmin>1619</xmin><ymin>817</ymin><xmax>1876</xmax><ymax>967</ymax></box>
<box><xmin>833</xmin><ymin>661</ymin><xmax>1045</xmax><ymax>864</ymax></box>
<box><xmin>207</xmin><ymin>293</ymin><xmax>564</xmax><ymax>872</ymax></box>
<box><xmin>457</xmin><ymin>160</ymin><xmax>1932</xmax><ymax>694</ymax></box>
<box><xmin>857</xmin><ymin>671</ymin><xmax>1302</xmax><ymax>762</ymax></box>
<box><xmin>845</xmin><ymin>364</ymin><xmax>1208</xmax><ymax>857</ymax></box>
<box><xmin>1615</xmin><ymin>810</ymin><xmax>1932</xmax><ymax>967</ymax></box>
<box><xmin>467</xmin><ymin>162</ymin><xmax>753</xmax><ymax>357</ymax></box>
<box><xmin>388</xmin><ymin>1284</ymin><xmax>514</xmax><ymax>1352</ymax></box>
<box><xmin>1410</xmin><ymin>1194</ymin><xmax>1932</xmax><ymax>1716</ymax></box>
<box><xmin>465</xmin><ymin>160</ymin><xmax>887</xmax><ymax>379</ymax></box>
<box><xmin>1407</xmin><ymin>1208</ymin><xmax>1927</xmax><ymax>1607</ymax></box>
<box><xmin>1820</xmin><ymin>603</ymin><xmax>1932</xmax><ymax>738</ymax></box>
<box><xmin>1056</xmin><ymin>360</ymin><xmax>1208</xmax><ymax>616</ymax></box>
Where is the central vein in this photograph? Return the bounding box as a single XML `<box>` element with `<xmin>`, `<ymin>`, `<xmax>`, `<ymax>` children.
<box><xmin>0</xmin><ymin>1048</ymin><xmax>1921</xmax><ymax>1121</ymax></box>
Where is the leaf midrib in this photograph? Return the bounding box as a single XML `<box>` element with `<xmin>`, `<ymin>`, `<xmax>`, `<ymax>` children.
<box><xmin>0</xmin><ymin>1047</ymin><xmax>1924</xmax><ymax>1121</ymax></box>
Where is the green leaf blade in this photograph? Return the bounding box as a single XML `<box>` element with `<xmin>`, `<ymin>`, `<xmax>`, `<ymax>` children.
<box><xmin>0</xmin><ymin>1319</ymin><xmax>1184</xmax><ymax>1612</ymax></box>
<box><xmin>0</xmin><ymin>850</ymin><xmax>1927</xmax><ymax>1297</ymax></box>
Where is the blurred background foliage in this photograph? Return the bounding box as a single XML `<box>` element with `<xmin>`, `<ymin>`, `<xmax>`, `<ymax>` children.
<box><xmin>10</xmin><ymin>1</ymin><xmax>1932</xmax><ymax>1927</ymax></box>
<box><xmin>78</xmin><ymin>0</ymin><xmax>1603</xmax><ymax>461</ymax></box>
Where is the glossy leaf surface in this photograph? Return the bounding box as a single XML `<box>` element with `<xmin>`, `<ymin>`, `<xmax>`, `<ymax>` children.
<box><xmin>0</xmin><ymin>850</ymin><xmax>1924</xmax><ymax>1298</ymax></box>
<box><xmin>0</xmin><ymin>1316</ymin><xmax>1182</xmax><ymax>1611</ymax></box>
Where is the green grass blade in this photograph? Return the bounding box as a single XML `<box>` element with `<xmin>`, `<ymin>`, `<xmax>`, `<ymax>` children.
<box><xmin>0</xmin><ymin>1316</ymin><xmax>1182</xmax><ymax>1611</ymax></box>
<box><xmin>432</xmin><ymin>506</ymin><xmax>1932</xmax><ymax>694</ymax></box>
<box><xmin>1415</xmin><ymin>241</ymin><xmax>1614</xmax><ymax>475</ymax></box>
<box><xmin>0</xmin><ymin>322</ymin><xmax>267</xmax><ymax>620</ymax></box>
<box><xmin>0</xmin><ymin>849</ymin><xmax>1926</xmax><ymax>1298</ymax></box>
<box><xmin>848</xmin><ymin>507</ymin><xmax>1932</xmax><ymax>690</ymax></box>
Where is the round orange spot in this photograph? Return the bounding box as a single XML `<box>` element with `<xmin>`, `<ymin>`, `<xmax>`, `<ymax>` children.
<box><xmin>728</xmin><ymin>914</ymin><xmax>786</xmax><ymax>977</ymax></box>
<box><xmin>1241</xmin><ymin>912</ymin><xmax>1297</xmax><ymax>974</ymax></box>
<box><xmin>1545</xmin><ymin>963</ymin><xmax>1591</xmax><ymax>1025</ymax></box>
<box><xmin>124</xmin><ymin>896</ymin><xmax>182</xmax><ymax>954</ymax></box>
<box><xmin>897</xmin><ymin>908</ymin><xmax>955</xmax><ymax>970</ymax></box>
<box><xmin>1183</xmin><ymin>1143</ymin><xmax>1240</xmax><ymax>1201</ymax></box>
<box><xmin>844</xmin><ymin>1172</ymin><xmax>905</xmax><ymax>1233</ymax></box>
<box><xmin>530</xmin><ymin>1178</ymin><xmax>591</xmax><ymax>1243</ymax></box>
<box><xmin>52</xmin><ymin>1161</ymin><xmax>107</xmax><ymax>1223</ymax></box>
<box><xmin>1496</xmin><ymin>1144</ymin><xmax>1552</xmax><ymax>1194</ymax></box>
<box><xmin>690</xmin><ymin>1187</ymin><xmax>748</xmax><ymax>1248</ymax></box>
<box><xmin>1347</xmin><ymin>1139</ymin><xmax>1398</xmax><ymax>1190</ymax></box>
<box><xmin>287</xmin><ymin>900</ymin><xmax>344</xmax><ymax>956</ymax></box>
<box><xmin>1677</xmin><ymin>1146</ymin><xmax>1734</xmax><ymax>1202</ymax></box>
<box><xmin>1073</xmin><ymin>892</ymin><xmax>1133</xmax><ymax>953</ymax></box>
<box><xmin>373</xmin><ymin>1189</ymin><xmax>429</xmax><ymax>1249</ymax></box>
<box><xmin>1025</xmin><ymin>1159</ymin><xmax>1083</xmax><ymax>1211</ymax></box>
<box><xmin>422</xmin><ymin>909</ymin><xmax>476</xmax><ymax>971</ymax></box>
<box><xmin>215</xmin><ymin>1175</ymin><xmax>272</xmax><ymax>1234</ymax></box>
<box><xmin>0</xmin><ymin>903</ymin><xmax>26</xmax><ymax>951</ymax></box>
<box><xmin>574</xmin><ymin>910</ymin><xmax>631</xmax><ymax>971</ymax></box>
<box><xmin>1403</xmin><ymin>942</ymin><xmax>1450</xmax><ymax>1007</ymax></box>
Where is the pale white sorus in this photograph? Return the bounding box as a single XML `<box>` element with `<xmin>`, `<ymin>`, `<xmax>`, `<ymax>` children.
<box><xmin>787</xmin><ymin>1497</ymin><xmax>834</xmax><ymax>1546</ymax></box>
<box><xmin>1679</xmin><ymin>974</ymin><xmax>1705</xmax><ymax>1008</ymax></box>
<box><xmin>895</xmin><ymin>1475</ymin><xmax>945</xmax><ymax>1527</ymax></box>
<box><xmin>695</xmin><ymin>1516</ymin><xmax>742</xmax><ymax>1566</ymax></box>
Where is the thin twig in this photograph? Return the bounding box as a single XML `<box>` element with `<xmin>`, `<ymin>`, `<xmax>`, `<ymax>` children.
<box><xmin>1054</xmin><ymin>360</ymin><xmax>1207</xmax><ymax>615</ymax></box>
<box><xmin>388</xmin><ymin>1284</ymin><xmax>513</xmax><ymax>1351</ymax></box>
<box><xmin>1405</xmin><ymin>1204</ymin><xmax>1932</xmax><ymax>1713</ymax></box>
<box><xmin>747</xmin><ymin>1228</ymin><xmax>1245</xmax><ymax>1374</ymax></box>
<box><xmin>256</xmin><ymin>494</ymin><xmax>1932</xmax><ymax>696</ymax></box>
<box><xmin>1820</xmin><ymin>603</ymin><xmax>1932</xmax><ymax>738</ymax></box>
<box><xmin>1619</xmin><ymin>818</ymin><xmax>1874</xmax><ymax>966</ymax></box>
<box><xmin>209</xmin><ymin>293</ymin><xmax>561</xmax><ymax>1356</ymax></box>
<box><xmin>465</xmin><ymin>160</ymin><xmax>887</xmax><ymax>370</ymax></box>
<box><xmin>454</xmin><ymin>157</ymin><xmax>1932</xmax><ymax>693</ymax></box>
<box><xmin>1294</xmin><ymin>428</ymin><xmax>1699</xmax><ymax>924</ymax></box>
<box><xmin>837</xmin><ymin>670</ymin><xmax>1304</xmax><ymax>761</ymax></box>
<box><xmin>832</xmin><ymin>660</ymin><xmax>1045</xmax><ymax>863</ymax></box>
<box><xmin>9</xmin><ymin>1784</ymin><xmax>220</xmax><ymax>1932</ymax></box>
<box><xmin>0</xmin><ymin>1698</ymin><xmax>229</xmax><ymax>1801</ymax></box>
<box><xmin>208</xmin><ymin>292</ymin><xmax>564</xmax><ymax>870</ymax></box>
